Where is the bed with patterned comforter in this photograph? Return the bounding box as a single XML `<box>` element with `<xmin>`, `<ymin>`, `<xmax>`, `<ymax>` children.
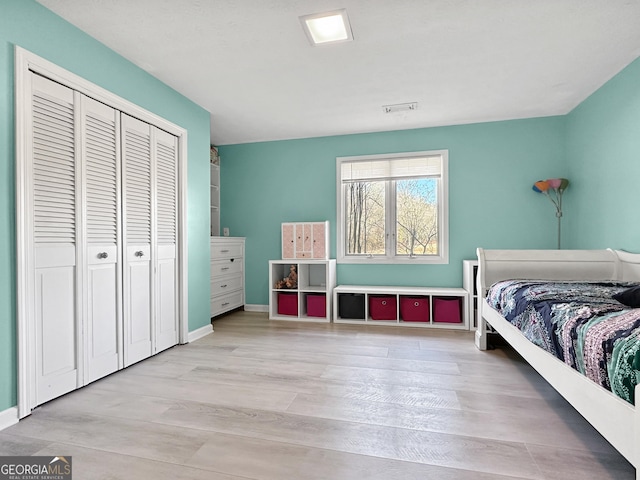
<box><xmin>486</xmin><ymin>280</ymin><xmax>640</xmax><ymax>405</ymax></box>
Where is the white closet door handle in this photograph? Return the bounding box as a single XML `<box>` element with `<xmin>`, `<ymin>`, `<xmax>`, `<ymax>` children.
<box><xmin>97</xmin><ymin>252</ymin><xmax>108</xmax><ymax>259</ymax></box>
<box><xmin>135</xmin><ymin>250</ymin><xmax>144</xmax><ymax>257</ymax></box>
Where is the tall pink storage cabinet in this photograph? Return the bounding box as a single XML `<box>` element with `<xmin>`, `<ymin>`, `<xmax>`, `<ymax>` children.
<box><xmin>281</xmin><ymin>221</ymin><xmax>329</xmax><ymax>260</ymax></box>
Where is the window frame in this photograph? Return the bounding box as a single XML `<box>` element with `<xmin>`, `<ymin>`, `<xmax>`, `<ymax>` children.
<box><xmin>336</xmin><ymin>150</ymin><xmax>449</xmax><ymax>265</ymax></box>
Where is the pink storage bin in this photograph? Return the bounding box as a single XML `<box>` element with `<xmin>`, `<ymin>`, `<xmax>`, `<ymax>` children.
<box><xmin>278</xmin><ymin>293</ymin><xmax>298</xmax><ymax>316</ymax></box>
<box><xmin>306</xmin><ymin>294</ymin><xmax>326</xmax><ymax>317</ymax></box>
<box><xmin>369</xmin><ymin>295</ymin><xmax>397</xmax><ymax>320</ymax></box>
<box><xmin>400</xmin><ymin>296</ymin><xmax>430</xmax><ymax>322</ymax></box>
<box><xmin>433</xmin><ymin>297</ymin><xmax>462</xmax><ymax>323</ymax></box>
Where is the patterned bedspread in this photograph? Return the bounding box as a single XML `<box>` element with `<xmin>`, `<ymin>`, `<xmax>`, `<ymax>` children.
<box><xmin>486</xmin><ymin>280</ymin><xmax>640</xmax><ymax>405</ymax></box>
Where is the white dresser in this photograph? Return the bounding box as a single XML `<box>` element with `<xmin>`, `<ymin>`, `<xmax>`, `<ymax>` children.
<box><xmin>210</xmin><ymin>237</ymin><xmax>245</xmax><ymax>316</ymax></box>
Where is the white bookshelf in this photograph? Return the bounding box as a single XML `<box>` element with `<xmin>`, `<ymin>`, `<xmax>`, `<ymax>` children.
<box><xmin>333</xmin><ymin>285</ymin><xmax>468</xmax><ymax>329</ymax></box>
<box><xmin>269</xmin><ymin>260</ymin><xmax>336</xmax><ymax>322</ymax></box>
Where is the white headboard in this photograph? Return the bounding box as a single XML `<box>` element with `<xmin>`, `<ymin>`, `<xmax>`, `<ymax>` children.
<box><xmin>476</xmin><ymin>248</ymin><xmax>640</xmax><ymax>298</ymax></box>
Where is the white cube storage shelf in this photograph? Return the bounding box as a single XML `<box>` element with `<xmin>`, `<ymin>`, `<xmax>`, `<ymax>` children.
<box><xmin>333</xmin><ymin>285</ymin><xmax>469</xmax><ymax>329</ymax></box>
<box><xmin>269</xmin><ymin>259</ymin><xmax>336</xmax><ymax>322</ymax></box>
<box><xmin>210</xmin><ymin>163</ymin><xmax>220</xmax><ymax>236</ymax></box>
<box><xmin>463</xmin><ymin>259</ymin><xmax>479</xmax><ymax>330</ymax></box>
<box><xmin>463</xmin><ymin>258</ymin><xmax>495</xmax><ymax>334</ymax></box>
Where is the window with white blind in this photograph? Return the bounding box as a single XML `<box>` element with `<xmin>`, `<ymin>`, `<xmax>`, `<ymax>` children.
<box><xmin>336</xmin><ymin>150</ymin><xmax>448</xmax><ymax>264</ymax></box>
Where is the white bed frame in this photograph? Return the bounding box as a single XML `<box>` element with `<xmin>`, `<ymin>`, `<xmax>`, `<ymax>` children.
<box><xmin>475</xmin><ymin>248</ymin><xmax>640</xmax><ymax>478</ymax></box>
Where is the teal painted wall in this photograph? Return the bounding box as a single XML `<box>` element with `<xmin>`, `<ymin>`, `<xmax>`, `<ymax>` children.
<box><xmin>0</xmin><ymin>0</ymin><xmax>211</xmax><ymax>412</ymax></box>
<box><xmin>219</xmin><ymin>116</ymin><xmax>568</xmax><ymax>306</ymax></box>
<box><xmin>565</xmin><ymin>57</ymin><xmax>640</xmax><ymax>251</ymax></box>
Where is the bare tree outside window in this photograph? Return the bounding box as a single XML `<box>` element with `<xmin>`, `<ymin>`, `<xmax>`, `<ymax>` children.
<box><xmin>396</xmin><ymin>179</ymin><xmax>438</xmax><ymax>256</ymax></box>
<box><xmin>345</xmin><ymin>181</ymin><xmax>385</xmax><ymax>254</ymax></box>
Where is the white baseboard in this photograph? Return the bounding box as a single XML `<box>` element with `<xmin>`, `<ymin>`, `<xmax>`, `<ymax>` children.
<box><xmin>244</xmin><ymin>304</ymin><xmax>268</xmax><ymax>313</ymax></box>
<box><xmin>187</xmin><ymin>323</ymin><xmax>213</xmax><ymax>342</ymax></box>
<box><xmin>0</xmin><ymin>406</ymin><xmax>19</xmax><ymax>431</ymax></box>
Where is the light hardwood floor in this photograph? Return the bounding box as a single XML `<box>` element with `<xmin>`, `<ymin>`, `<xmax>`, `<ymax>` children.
<box><xmin>1</xmin><ymin>311</ymin><xmax>635</xmax><ymax>479</ymax></box>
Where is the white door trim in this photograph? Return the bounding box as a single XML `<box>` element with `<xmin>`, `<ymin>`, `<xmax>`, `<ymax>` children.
<box><xmin>14</xmin><ymin>46</ymin><xmax>189</xmax><ymax>419</ymax></box>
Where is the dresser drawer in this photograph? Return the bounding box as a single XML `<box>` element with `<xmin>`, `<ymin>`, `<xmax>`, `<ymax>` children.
<box><xmin>211</xmin><ymin>274</ymin><xmax>243</xmax><ymax>296</ymax></box>
<box><xmin>211</xmin><ymin>291</ymin><xmax>244</xmax><ymax>316</ymax></box>
<box><xmin>211</xmin><ymin>242</ymin><xmax>243</xmax><ymax>258</ymax></box>
<box><xmin>211</xmin><ymin>258</ymin><xmax>243</xmax><ymax>277</ymax></box>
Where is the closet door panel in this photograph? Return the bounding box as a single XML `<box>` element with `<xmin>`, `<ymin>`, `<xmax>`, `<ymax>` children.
<box><xmin>82</xmin><ymin>96</ymin><xmax>121</xmax><ymax>383</ymax></box>
<box><xmin>31</xmin><ymin>74</ymin><xmax>80</xmax><ymax>405</ymax></box>
<box><xmin>154</xmin><ymin>129</ymin><xmax>178</xmax><ymax>352</ymax></box>
<box><xmin>122</xmin><ymin>114</ymin><xmax>152</xmax><ymax>366</ymax></box>
<box><xmin>157</xmin><ymin>246</ymin><xmax>177</xmax><ymax>352</ymax></box>
<box><xmin>86</xmin><ymin>246</ymin><xmax>119</xmax><ymax>382</ymax></box>
<box><xmin>35</xmin><ymin>263</ymin><xmax>77</xmax><ymax>405</ymax></box>
<box><xmin>125</xmin><ymin>245</ymin><xmax>152</xmax><ymax>364</ymax></box>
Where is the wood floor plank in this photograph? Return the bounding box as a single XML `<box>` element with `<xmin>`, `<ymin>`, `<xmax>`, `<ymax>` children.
<box><xmin>119</xmin><ymin>357</ymin><xmax>199</xmax><ymax>378</ymax></box>
<box><xmin>176</xmin><ymin>365</ymin><xmax>462</xmax><ymax>409</ymax></box>
<box><xmin>454</xmin><ymin>388</ymin><xmax>587</xmax><ymax>423</ymax></box>
<box><xmin>33</xmin><ymin>386</ymin><xmax>176</xmax><ymax>422</ymax></box>
<box><xmin>286</xmin><ymin>392</ymin><xmax>619</xmax><ymax>454</ymax></box>
<box><xmin>389</xmin><ymin>344</ymin><xmax>529</xmax><ymax>366</ymax></box>
<box><xmin>5</xmin><ymin>411</ymin><xmax>210</xmax><ymax>465</ymax></box>
<box><xmin>34</xmin><ymin>443</ymin><xmax>246</xmax><ymax>480</ymax></box>
<box><xmin>156</xmin><ymin>400</ymin><xmax>545</xmax><ymax>479</ymax></box>
<box><xmin>320</xmin><ymin>364</ymin><xmax>561</xmax><ymax>399</ymax></box>
<box><xmin>93</xmin><ymin>371</ymin><xmax>298</xmax><ymax>412</ymax></box>
<box><xmin>163</xmin><ymin>352</ymin><xmax>331</xmax><ymax>378</ymax></box>
<box><xmin>0</xmin><ymin>432</ymin><xmax>52</xmax><ymax>456</ymax></box>
<box><xmin>203</xmin><ymin>332</ymin><xmax>391</xmax><ymax>358</ymax></box>
<box><xmin>188</xmin><ymin>430</ymin><xmax>533</xmax><ymax>480</ymax></box>
<box><xmin>226</xmin><ymin>345</ymin><xmax>462</xmax><ymax>375</ymax></box>
<box><xmin>526</xmin><ymin>443</ymin><xmax>636</xmax><ymax>480</ymax></box>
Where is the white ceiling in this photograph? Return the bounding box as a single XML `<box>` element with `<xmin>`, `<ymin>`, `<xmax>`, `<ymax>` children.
<box><xmin>37</xmin><ymin>0</ymin><xmax>640</xmax><ymax>146</ymax></box>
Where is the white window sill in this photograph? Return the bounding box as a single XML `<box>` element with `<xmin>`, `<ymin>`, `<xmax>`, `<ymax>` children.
<box><xmin>337</xmin><ymin>255</ymin><xmax>448</xmax><ymax>265</ymax></box>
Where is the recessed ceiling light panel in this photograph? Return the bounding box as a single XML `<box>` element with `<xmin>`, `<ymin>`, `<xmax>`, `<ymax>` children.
<box><xmin>300</xmin><ymin>9</ymin><xmax>353</xmax><ymax>46</ymax></box>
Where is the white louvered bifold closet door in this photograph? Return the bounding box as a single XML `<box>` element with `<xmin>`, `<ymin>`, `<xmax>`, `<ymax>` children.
<box><xmin>154</xmin><ymin>129</ymin><xmax>179</xmax><ymax>353</ymax></box>
<box><xmin>31</xmin><ymin>73</ymin><xmax>80</xmax><ymax>405</ymax></box>
<box><xmin>23</xmin><ymin>65</ymin><xmax>183</xmax><ymax>413</ymax></box>
<box><xmin>81</xmin><ymin>96</ymin><xmax>122</xmax><ymax>383</ymax></box>
<box><xmin>121</xmin><ymin>114</ymin><xmax>153</xmax><ymax>366</ymax></box>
